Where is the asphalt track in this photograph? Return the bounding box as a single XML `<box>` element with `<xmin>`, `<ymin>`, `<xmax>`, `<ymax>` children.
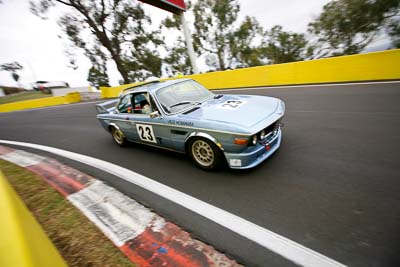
<box><xmin>1</xmin><ymin>81</ymin><xmax>399</xmax><ymax>267</ymax></box>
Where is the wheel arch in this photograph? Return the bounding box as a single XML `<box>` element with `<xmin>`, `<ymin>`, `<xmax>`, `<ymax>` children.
<box><xmin>108</xmin><ymin>122</ymin><xmax>121</xmax><ymax>133</ymax></box>
<box><xmin>184</xmin><ymin>132</ymin><xmax>224</xmax><ymax>154</ymax></box>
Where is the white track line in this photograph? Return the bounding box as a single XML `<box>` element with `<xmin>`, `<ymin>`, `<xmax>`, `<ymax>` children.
<box><xmin>217</xmin><ymin>80</ymin><xmax>400</xmax><ymax>92</ymax></box>
<box><xmin>0</xmin><ymin>140</ymin><xmax>347</xmax><ymax>267</ymax></box>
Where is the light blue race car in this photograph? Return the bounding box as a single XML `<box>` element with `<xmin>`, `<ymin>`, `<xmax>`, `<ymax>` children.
<box><xmin>96</xmin><ymin>79</ymin><xmax>285</xmax><ymax>170</ymax></box>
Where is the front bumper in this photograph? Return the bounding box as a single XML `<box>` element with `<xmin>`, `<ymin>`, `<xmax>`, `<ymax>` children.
<box><xmin>224</xmin><ymin>128</ymin><xmax>282</xmax><ymax>169</ymax></box>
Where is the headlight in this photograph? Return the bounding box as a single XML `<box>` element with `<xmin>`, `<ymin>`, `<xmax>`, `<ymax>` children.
<box><xmin>260</xmin><ymin>130</ymin><xmax>266</xmax><ymax>139</ymax></box>
<box><xmin>251</xmin><ymin>135</ymin><xmax>258</xmax><ymax>145</ymax></box>
<box><xmin>277</xmin><ymin>100</ymin><xmax>285</xmax><ymax>115</ymax></box>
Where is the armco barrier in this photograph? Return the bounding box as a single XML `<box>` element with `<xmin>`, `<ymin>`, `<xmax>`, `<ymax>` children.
<box><xmin>101</xmin><ymin>49</ymin><xmax>400</xmax><ymax>98</ymax></box>
<box><xmin>0</xmin><ymin>92</ymin><xmax>81</xmax><ymax>112</ymax></box>
<box><xmin>0</xmin><ymin>171</ymin><xmax>67</xmax><ymax>267</ymax></box>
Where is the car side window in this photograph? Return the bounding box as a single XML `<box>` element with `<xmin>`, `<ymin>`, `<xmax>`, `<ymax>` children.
<box><xmin>117</xmin><ymin>94</ymin><xmax>132</xmax><ymax>113</ymax></box>
<box><xmin>132</xmin><ymin>93</ymin><xmax>153</xmax><ymax>115</ymax></box>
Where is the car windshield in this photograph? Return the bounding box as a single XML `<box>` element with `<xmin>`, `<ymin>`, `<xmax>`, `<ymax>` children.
<box><xmin>156</xmin><ymin>80</ymin><xmax>214</xmax><ymax>113</ymax></box>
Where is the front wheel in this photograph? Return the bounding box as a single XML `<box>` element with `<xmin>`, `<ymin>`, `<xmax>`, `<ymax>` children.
<box><xmin>111</xmin><ymin>127</ymin><xmax>127</xmax><ymax>146</ymax></box>
<box><xmin>189</xmin><ymin>138</ymin><xmax>222</xmax><ymax>171</ymax></box>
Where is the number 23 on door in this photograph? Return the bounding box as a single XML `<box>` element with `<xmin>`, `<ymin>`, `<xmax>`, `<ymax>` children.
<box><xmin>136</xmin><ymin>124</ymin><xmax>157</xmax><ymax>143</ymax></box>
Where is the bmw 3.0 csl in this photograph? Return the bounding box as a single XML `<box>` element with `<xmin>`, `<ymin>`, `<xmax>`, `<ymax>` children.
<box><xmin>96</xmin><ymin>79</ymin><xmax>285</xmax><ymax>170</ymax></box>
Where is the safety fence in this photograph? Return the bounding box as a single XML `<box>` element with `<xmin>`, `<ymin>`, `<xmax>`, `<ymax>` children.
<box><xmin>100</xmin><ymin>49</ymin><xmax>400</xmax><ymax>98</ymax></box>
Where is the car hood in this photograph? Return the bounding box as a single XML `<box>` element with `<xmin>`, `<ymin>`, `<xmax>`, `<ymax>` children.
<box><xmin>181</xmin><ymin>94</ymin><xmax>280</xmax><ymax>129</ymax></box>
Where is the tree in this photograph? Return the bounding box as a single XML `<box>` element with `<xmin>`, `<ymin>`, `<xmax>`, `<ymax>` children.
<box><xmin>161</xmin><ymin>14</ymin><xmax>192</xmax><ymax>75</ymax></box>
<box><xmin>192</xmin><ymin>0</ymin><xmax>263</xmax><ymax>70</ymax></box>
<box><xmin>0</xmin><ymin>62</ymin><xmax>23</xmax><ymax>83</ymax></box>
<box><xmin>308</xmin><ymin>0</ymin><xmax>400</xmax><ymax>57</ymax></box>
<box><xmin>87</xmin><ymin>65</ymin><xmax>110</xmax><ymax>88</ymax></box>
<box><xmin>30</xmin><ymin>0</ymin><xmax>164</xmax><ymax>84</ymax></box>
<box><xmin>230</xmin><ymin>16</ymin><xmax>265</xmax><ymax>68</ymax></box>
<box><xmin>387</xmin><ymin>16</ymin><xmax>400</xmax><ymax>48</ymax></box>
<box><xmin>164</xmin><ymin>38</ymin><xmax>193</xmax><ymax>75</ymax></box>
<box><xmin>259</xmin><ymin>25</ymin><xmax>312</xmax><ymax>64</ymax></box>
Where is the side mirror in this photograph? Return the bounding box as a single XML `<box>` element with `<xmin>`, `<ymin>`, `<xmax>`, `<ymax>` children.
<box><xmin>150</xmin><ymin>111</ymin><xmax>161</xmax><ymax>119</ymax></box>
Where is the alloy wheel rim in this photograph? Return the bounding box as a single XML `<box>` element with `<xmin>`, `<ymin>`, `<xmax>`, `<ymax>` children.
<box><xmin>192</xmin><ymin>140</ymin><xmax>214</xmax><ymax>167</ymax></box>
<box><xmin>112</xmin><ymin>128</ymin><xmax>124</xmax><ymax>144</ymax></box>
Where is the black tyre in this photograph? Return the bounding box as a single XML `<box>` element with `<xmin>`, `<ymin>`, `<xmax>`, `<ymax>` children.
<box><xmin>188</xmin><ymin>138</ymin><xmax>222</xmax><ymax>171</ymax></box>
<box><xmin>111</xmin><ymin>127</ymin><xmax>127</xmax><ymax>146</ymax></box>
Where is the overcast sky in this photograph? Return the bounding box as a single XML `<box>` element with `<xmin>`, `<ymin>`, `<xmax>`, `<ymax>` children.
<box><xmin>0</xmin><ymin>0</ymin><xmax>382</xmax><ymax>87</ymax></box>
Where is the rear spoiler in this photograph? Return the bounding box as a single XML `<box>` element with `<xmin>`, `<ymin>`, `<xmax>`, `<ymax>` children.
<box><xmin>96</xmin><ymin>99</ymin><xmax>119</xmax><ymax>114</ymax></box>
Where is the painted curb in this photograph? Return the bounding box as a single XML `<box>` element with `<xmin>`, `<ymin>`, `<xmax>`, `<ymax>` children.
<box><xmin>0</xmin><ymin>146</ymin><xmax>241</xmax><ymax>267</ymax></box>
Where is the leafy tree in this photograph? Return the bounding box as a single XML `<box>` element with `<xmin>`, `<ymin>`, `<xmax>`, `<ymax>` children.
<box><xmin>260</xmin><ymin>25</ymin><xmax>312</xmax><ymax>64</ymax></box>
<box><xmin>308</xmin><ymin>0</ymin><xmax>400</xmax><ymax>57</ymax></box>
<box><xmin>192</xmin><ymin>0</ymin><xmax>261</xmax><ymax>70</ymax></box>
<box><xmin>87</xmin><ymin>65</ymin><xmax>110</xmax><ymax>88</ymax></box>
<box><xmin>161</xmin><ymin>14</ymin><xmax>192</xmax><ymax>75</ymax></box>
<box><xmin>0</xmin><ymin>62</ymin><xmax>23</xmax><ymax>83</ymax></box>
<box><xmin>230</xmin><ymin>16</ymin><xmax>265</xmax><ymax>68</ymax></box>
<box><xmin>164</xmin><ymin>38</ymin><xmax>193</xmax><ymax>75</ymax></box>
<box><xmin>387</xmin><ymin>17</ymin><xmax>400</xmax><ymax>48</ymax></box>
<box><xmin>162</xmin><ymin>13</ymin><xmax>182</xmax><ymax>30</ymax></box>
<box><xmin>30</xmin><ymin>0</ymin><xmax>164</xmax><ymax>84</ymax></box>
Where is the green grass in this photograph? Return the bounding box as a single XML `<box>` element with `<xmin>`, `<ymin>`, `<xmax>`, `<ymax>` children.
<box><xmin>0</xmin><ymin>91</ymin><xmax>50</xmax><ymax>104</ymax></box>
<box><xmin>0</xmin><ymin>159</ymin><xmax>136</xmax><ymax>267</ymax></box>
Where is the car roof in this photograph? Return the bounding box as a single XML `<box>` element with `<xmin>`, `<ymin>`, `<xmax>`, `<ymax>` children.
<box><xmin>122</xmin><ymin>78</ymin><xmax>192</xmax><ymax>96</ymax></box>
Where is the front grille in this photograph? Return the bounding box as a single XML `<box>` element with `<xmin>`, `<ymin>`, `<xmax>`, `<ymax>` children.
<box><xmin>258</xmin><ymin>119</ymin><xmax>281</xmax><ymax>143</ymax></box>
<box><xmin>264</xmin><ymin>121</ymin><xmax>277</xmax><ymax>136</ymax></box>
<box><xmin>248</xmin><ymin>119</ymin><xmax>282</xmax><ymax>146</ymax></box>
<box><xmin>260</xmin><ymin>134</ymin><xmax>279</xmax><ymax>147</ymax></box>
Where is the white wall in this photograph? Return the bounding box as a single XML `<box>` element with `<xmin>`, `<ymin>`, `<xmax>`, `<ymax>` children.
<box><xmin>51</xmin><ymin>87</ymin><xmax>91</xmax><ymax>96</ymax></box>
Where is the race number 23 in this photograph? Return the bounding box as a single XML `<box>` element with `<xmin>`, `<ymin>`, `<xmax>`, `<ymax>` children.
<box><xmin>136</xmin><ymin>124</ymin><xmax>157</xmax><ymax>143</ymax></box>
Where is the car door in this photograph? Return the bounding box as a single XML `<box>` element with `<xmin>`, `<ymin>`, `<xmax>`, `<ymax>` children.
<box><xmin>127</xmin><ymin>92</ymin><xmax>174</xmax><ymax>149</ymax></box>
<box><xmin>112</xmin><ymin>93</ymin><xmax>137</xmax><ymax>140</ymax></box>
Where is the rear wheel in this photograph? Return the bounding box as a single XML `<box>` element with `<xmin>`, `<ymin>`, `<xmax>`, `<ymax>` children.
<box><xmin>189</xmin><ymin>138</ymin><xmax>222</xmax><ymax>171</ymax></box>
<box><xmin>111</xmin><ymin>127</ymin><xmax>126</xmax><ymax>146</ymax></box>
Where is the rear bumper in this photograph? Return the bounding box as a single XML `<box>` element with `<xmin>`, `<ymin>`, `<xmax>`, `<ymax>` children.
<box><xmin>224</xmin><ymin>128</ymin><xmax>282</xmax><ymax>169</ymax></box>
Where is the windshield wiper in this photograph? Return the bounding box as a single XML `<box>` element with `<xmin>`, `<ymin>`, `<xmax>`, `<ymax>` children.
<box><xmin>169</xmin><ymin>101</ymin><xmax>200</xmax><ymax>109</ymax></box>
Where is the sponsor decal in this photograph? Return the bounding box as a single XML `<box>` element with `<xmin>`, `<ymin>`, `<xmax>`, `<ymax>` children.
<box><xmin>168</xmin><ymin>120</ymin><xmax>194</xmax><ymax>127</ymax></box>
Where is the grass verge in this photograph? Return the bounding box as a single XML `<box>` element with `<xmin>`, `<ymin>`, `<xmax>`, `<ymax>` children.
<box><xmin>0</xmin><ymin>91</ymin><xmax>49</xmax><ymax>104</ymax></box>
<box><xmin>0</xmin><ymin>159</ymin><xmax>135</xmax><ymax>267</ymax></box>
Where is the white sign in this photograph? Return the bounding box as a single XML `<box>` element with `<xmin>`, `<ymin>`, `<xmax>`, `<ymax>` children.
<box><xmin>136</xmin><ymin>124</ymin><xmax>157</xmax><ymax>143</ymax></box>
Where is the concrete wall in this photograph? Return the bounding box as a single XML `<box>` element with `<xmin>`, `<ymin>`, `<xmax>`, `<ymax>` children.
<box><xmin>101</xmin><ymin>49</ymin><xmax>400</xmax><ymax>98</ymax></box>
<box><xmin>0</xmin><ymin>92</ymin><xmax>81</xmax><ymax>113</ymax></box>
<box><xmin>51</xmin><ymin>87</ymin><xmax>91</xmax><ymax>97</ymax></box>
<box><xmin>0</xmin><ymin>171</ymin><xmax>67</xmax><ymax>267</ymax></box>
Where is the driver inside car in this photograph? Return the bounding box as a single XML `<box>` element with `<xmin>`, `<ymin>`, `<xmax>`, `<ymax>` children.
<box><xmin>142</xmin><ymin>103</ymin><xmax>151</xmax><ymax>114</ymax></box>
<box><xmin>133</xmin><ymin>93</ymin><xmax>152</xmax><ymax>115</ymax></box>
